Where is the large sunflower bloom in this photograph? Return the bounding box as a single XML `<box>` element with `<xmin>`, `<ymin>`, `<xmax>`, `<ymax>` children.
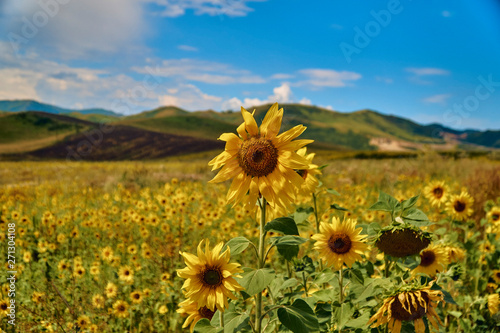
<box><xmin>208</xmin><ymin>103</ymin><xmax>313</xmax><ymax>211</ymax></box>
<box><xmin>177</xmin><ymin>299</ymin><xmax>216</xmax><ymax>333</ymax></box>
<box><xmin>311</xmin><ymin>217</ymin><xmax>368</xmax><ymax>270</ymax></box>
<box><xmin>177</xmin><ymin>239</ymin><xmax>243</xmax><ymax>312</ymax></box>
<box><xmin>412</xmin><ymin>244</ymin><xmax>449</xmax><ymax>277</ymax></box>
<box><xmin>295</xmin><ymin>147</ymin><xmax>321</xmax><ymax>198</ymax></box>
<box><xmin>446</xmin><ymin>191</ymin><xmax>474</xmax><ymax>221</ymax></box>
<box><xmin>488</xmin><ymin>294</ymin><xmax>499</xmax><ymax>315</ymax></box>
<box><xmin>423</xmin><ymin>181</ymin><xmax>448</xmax><ymax>207</ymax></box>
<box><xmin>368</xmin><ymin>285</ymin><xmax>444</xmax><ymax>333</ymax></box>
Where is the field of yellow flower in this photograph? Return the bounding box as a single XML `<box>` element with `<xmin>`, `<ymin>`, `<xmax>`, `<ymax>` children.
<box><xmin>1</xmin><ymin>105</ymin><xmax>500</xmax><ymax>332</ymax></box>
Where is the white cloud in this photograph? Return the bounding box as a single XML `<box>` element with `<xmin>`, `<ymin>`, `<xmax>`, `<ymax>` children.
<box><xmin>178</xmin><ymin>45</ymin><xmax>198</xmax><ymax>52</ymax></box>
<box><xmin>270</xmin><ymin>83</ymin><xmax>293</xmax><ymax>103</ymax></box>
<box><xmin>298</xmin><ymin>69</ymin><xmax>361</xmax><ymax>87</ymax></box>
<box><xmin>158</xmin><ymin>83</ymin><xmax>222</xmax><ymax>110</ymax></box>
<box><xmin>143</xmin><ymin>0</ymin><xmax>265</xmax><ymax>17</ymax></box>
<box><xmin>222</xmin><ymin>83</ymin><xmax>310</xmax><ymax>110</ymax></box>
<box><xmin>422</xmin><ymin>93</ymin><xmax>452</xmax><ymax>105</ymax></box>
<box><xmin>133</xmin><ymin>58</ymin><xmax>265</xmax><ymax>84</ymax></box>
<box><xmin>271</xmin><ymin>73</ymin><xmax>294</xmax><ymax>80</ymax></box>
<box><xmin>405</xmin><ymin>67</ymin><xmax>450</xmax><ymax>76</ymax></box>
<box><xmin>3</xmin><ymin>0</ymin><xmax>146</xmax><ymax>59</ymax></box>
<box><xmin>299</xmin><ymin>98</ymin><xmax>312</xmax><ymax>105</ymax></box>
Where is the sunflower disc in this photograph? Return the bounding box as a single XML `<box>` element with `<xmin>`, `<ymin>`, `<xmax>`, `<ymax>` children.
<box><xmin>375</xmin><ymin>228</ymin><xmax>431</xmax><ymax>257</ymax></box>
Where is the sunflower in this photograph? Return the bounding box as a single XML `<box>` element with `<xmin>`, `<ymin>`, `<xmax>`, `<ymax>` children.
<box><xmin>443</xmin><ymin>245</ymin><xmax>465</xmax><ymax>262</ymax></box>
<box><xmin>177</xmin><ymin>239</ymin><xmax>243</xmax><ymax>312</ymax></box>
<box><xmin>118</xmin><ymin>266</ymin><xmax>134</xmax><ymax>284</ymax></box>
<box><xmin>92</xmin><ymin>294</ymin><xmax>105</xmax><ymax>309</ymax></box>
<box><xmin>412</xmin><ymin>244</ymin><xmax>449</xmax><ymax>277</ymax></box>
<box><xmin>446</xmin><ymin>191</ymin><xmax>474</xmax><ymax>221</ymax></box>
<box><xmin>487</xmin><ymin>206</ymin><xmax>500</xmax><ymax>223</ymax></box>
<box><xmin>0</xmin><ymin>299</ymin><xmax>8</xmax><ymax>317</ymax></box>
<box><xmin>76</xmin><ymin>315</ymin><xmax>90</xmax><ymax>329</ymax></box>
<box><xmin>158</xmin><ymin>305</ymin><xmax>168</xmax><ymax>314</ymax></box>
<box><xmin>130</xmin><ymin>291</ymin><xmax>143</xmax><ymax>304</ymax></box>
<box><xmin>423</xmin><ymin>181</ymin><xmax>448</xmax><ymax>207</ymax></box>
<box><xmin>368</xmin><ymin>284</ymin><xmax>444</xmax><ymax>333</ymax></box>
<box><xmin>488</xmin><ymin>294</ymin><xmax>499</xmax><ymax>315</ymax></box>
<box><xmin>112</xmin><ymin>300</ymin><xmax>129</xmax><ymax>318</ymax></box>
<box><xmin>375</xmin><ymin>224</ymin><xmax>432</xmax><ymax>258</ymax></box>
<box><xmin>105</xmin><ymin>282</ymin><xmax>118</xmax><ymax>298</ymax></box>
<box><xmin>311</xmin><ymin>217</ymin><xmax>368</xmax><ymax>270</ymax></box>
<box><xmin>492</xmin><ymin>270</ymin><xmax>500</xmax><ymax>284</ymax></box>
<box><xmin>295</xmin><ymin>147</ymin><xmax>321</xmax><ymax>197</ymax></box>
<box><xmin>208</xmin><ymin>103</ymin><xmax>313</xmax><ymax>211</ymax></box>
<box><xmin>177</xmin><ymin>299</ymin><xmax>216</xmax><ymax>333</ymax></box>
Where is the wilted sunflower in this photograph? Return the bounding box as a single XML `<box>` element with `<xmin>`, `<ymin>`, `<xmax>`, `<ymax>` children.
<box><xmin>177</xmin><ymin>239</ymin><xmax>243</xmax><ymax>312</ymax></box>
<box><xmin>487</xmin><ymin>206</ymin><xmax>500</xmax><ymax>223</ymax></box>
<box><xmin>413</xmin><ymin>244</ymin><xmax>449</xmax><ymax>277</ymax></box>
<box><xmin>375</xmin><ymin>224</ymin><xmax>432</xmax><ymax>258</ymax></box>
<box><xmin>295</xmin><ymin>147</ymin><xmax>321</xmax><ymax>197</ymax></box>
<box><xmin>368</xmin><ymin>284</ymin><xmax>444</xmax><ymax>333</ymax></box>
<box><xmin>423</xmin><ymin>181</ymin><xmax>448</xmax><ymax>207</ymax></box>
<box><xmin>208</xmin><ymin>103</ymin><xmax>313</xmax><ymax>211</ymax></box>
<box><xmin>311</xmin><ymin>217</ymin><xmax>368</xmax><ymax>270</ymax></box>
<box><xmin>488</xmin><ymin>294</ymin><xmax>499</xmax><ymax>315</ymax></box>
<box><xmin>112</xmin><ymin>300</ymin><xmax>129</xmax><ymax>318</ymax></box>
<box><xmin>177</xmin><ymin>299</ymin><xmax>216</xmax><ymax>333</ymax></box>
<box><xmin>446</xmin><ymin>191</ymin><xmax>474</xmax><ymax>221</ymax></box>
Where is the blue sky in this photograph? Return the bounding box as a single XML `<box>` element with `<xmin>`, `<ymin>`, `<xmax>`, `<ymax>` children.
<box><xmin>1</xmin><ymin>0</ymin><xmax>500</xmax><ymax>130</ymax></box>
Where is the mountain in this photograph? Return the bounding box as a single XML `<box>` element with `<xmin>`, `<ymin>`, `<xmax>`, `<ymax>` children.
<box><xmin>0</xmin><ymin>103</ymin><xmax>498</xmax><ymax>160</ymax></box>
<box><xmin>0</xmin><ymin>99</ymin><xmax>120</xmax><ymax>117</ymax></box>
<box><xmin>120</xmin><ymin>103</ymin><xmax>500</xmax><ymax>151</ymax></box>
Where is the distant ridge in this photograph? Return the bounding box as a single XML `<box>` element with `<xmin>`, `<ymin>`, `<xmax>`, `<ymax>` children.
<box><xmin>0</xmin><ymin>99</ymin><xmax>120</xmax><ymax>117</ymax></box>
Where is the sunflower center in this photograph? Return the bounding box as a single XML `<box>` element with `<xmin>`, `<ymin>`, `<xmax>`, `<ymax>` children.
<box><xmin>0</xmin><ymin>303</ymin><xmax>7</xmax><ymax>310</ymax></box>
<box><xmin>199</xmin><ymin>306</ymin><xmax>216</xmax><ymax>320</ymax></box>
<box><xmin>238</xmin><ymin>137</ymin><xmax>278</xmax><ymax>177</ymax></box>
<box><xmin>454</xmin><ymin>200</ymin><xmax>466</xmax><ymax>212</ymax></box>
<box><xmin>328</xmin><ymin>232</ymin><xmax>352</xmax><ymax>254</ymax></box>
<box><xmin>203</xmin><ymin>268</ymin><xmax>222</xmax><ymax>287</ymax></box>
<box><xmin>390</xmin><ymin>292</ymin><xmax>429</xmax><ymax>321</ymax></box>
<box><xmin>492</xmin><ymin>214</ymin><xmax>499</xmax><ymax>221</ymax></box>
<box><xmin>118</xmin><ymin>305</ymin><xmax>125</xmax><ymax>311</ymax></box>
<box><xmin>420</xmin><ymin>250</ymin><xmax>436</xmax><ymax>267</ymax></box>
<box><xmin>432</xmin><ymin>187</ymin><xmax>443</xmax><ymax>198</ymax></box>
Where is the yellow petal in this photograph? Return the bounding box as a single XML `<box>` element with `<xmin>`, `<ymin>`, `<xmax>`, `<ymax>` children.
<box><xmin>241</xmin><ymin>107</ymin><xmax>259</xmax><ymax>136</ymax></box>
<box><xmin>260</xmin><ymin>103</ymin><xmax>283</xmax><ymax>139</ymax></box>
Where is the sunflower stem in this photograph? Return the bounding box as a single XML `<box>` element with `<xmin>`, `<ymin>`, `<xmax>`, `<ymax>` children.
<box><xmin>255</xmin><ymin>198</ymin><xmax>267</xmax><ymax>333</ymax></box>
<box><xmin>220</xmin><ymin>310</ymin><xmax>224</xmax><ymax>329</ymax></box>
<box><xmin>313</xmin><ymin>193</ymin><xmax>324</xmax><ymax>272</ymax></box>
<box><xmin>339</xmin><ymin>267</ymin><xmax>344</xmax><ymax>304</ymax></box>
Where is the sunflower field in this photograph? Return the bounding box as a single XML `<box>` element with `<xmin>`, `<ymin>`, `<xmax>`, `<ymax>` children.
<box><xmin>1</xmin><ymin>104</ymin><xmax>500</xmax><ymax>333</ymax></box>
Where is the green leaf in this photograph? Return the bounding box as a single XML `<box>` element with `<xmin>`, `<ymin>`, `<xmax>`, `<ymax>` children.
<box><xmin>448</xmin><ymin>311</ymin><xmax>462</xmax><ymax>318</ymax></box>
<box><xmin>265</xmin><ymin>217</ymin><xmax>299</xmax><ymax>235</ymax></box>
<box><xmin>336</xmin><ymin>302</ymin><xmax>354</xmax><ymax>330</ymax></box>
<box><xmin>380</xmin><ymin>191</ymin><xmax>401</xmax><ymax>211</ymax></box>
<box><xmin>327</xmin><ymin>188</ymin><xmax>340</xmax><ymax>196</ymax></box>
<box><xmin>330</xmin><ymin>204</ymin><xmax>349</xmax><ymax>211</ymax></box>
<box><xmin>224</xmin><ymin>311</ymin><xmax>250</xmax><ymax>332</ymax></box>
<box><xmin>237</xmin><ymin>268</ymin><xmax>275</xmax><ymax>296</ymax></box>
<box><xmin>401</xmin><ymin>195</ymin><xmax>419</xmax><ymax>210</ymax></box>
<box><xmin>193</xmin><ymin>319</ymin><xmax>220</xmax><ymax>333</ymax></box>
<box><xmin>272</xmin><ymin>235</ymin><xmax>308</xmax><ymax>261</ymax></box>
<box><xmin>277</xmin><ymin>299</ymin><xmax>320</xmax><ymax>333</ymax></box>
<box><xmin>222</xmin><ymin>237</ymin><xmax>252</xmax><ymax>256</ymax></box>
<box><xmin>294</xmin><ymin>207</ymin><xmax>314</xmax><ymax>224</ymax></box>
<box><xmin>318</xmin><ymin>164</ymin><xmax>329</xmax><ymax>170</ymax></box>
<box><xmin>368</xmin><ymin>201</ymin><xmax>391</xmax><ymax>212</ymax></box>
<box><xmin>345</xmin><ymin>312</ymin><xmax>371</xmax><ymax>329</ymax></box>
<box><xmin>280</xmin><ymin>278</ymin><xmax>299</xmax><ymax>291</ymax></box>
<box><xmin>401</xmin><ymin>208</ymin><xmax>429</xmax><ymax>221</ymax></box>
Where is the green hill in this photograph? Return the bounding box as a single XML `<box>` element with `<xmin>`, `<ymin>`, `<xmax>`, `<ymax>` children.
<box><xmin>0</xmin><ymin>99</ymin><xmax>120</xmax><ymax>117</ymax></box>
